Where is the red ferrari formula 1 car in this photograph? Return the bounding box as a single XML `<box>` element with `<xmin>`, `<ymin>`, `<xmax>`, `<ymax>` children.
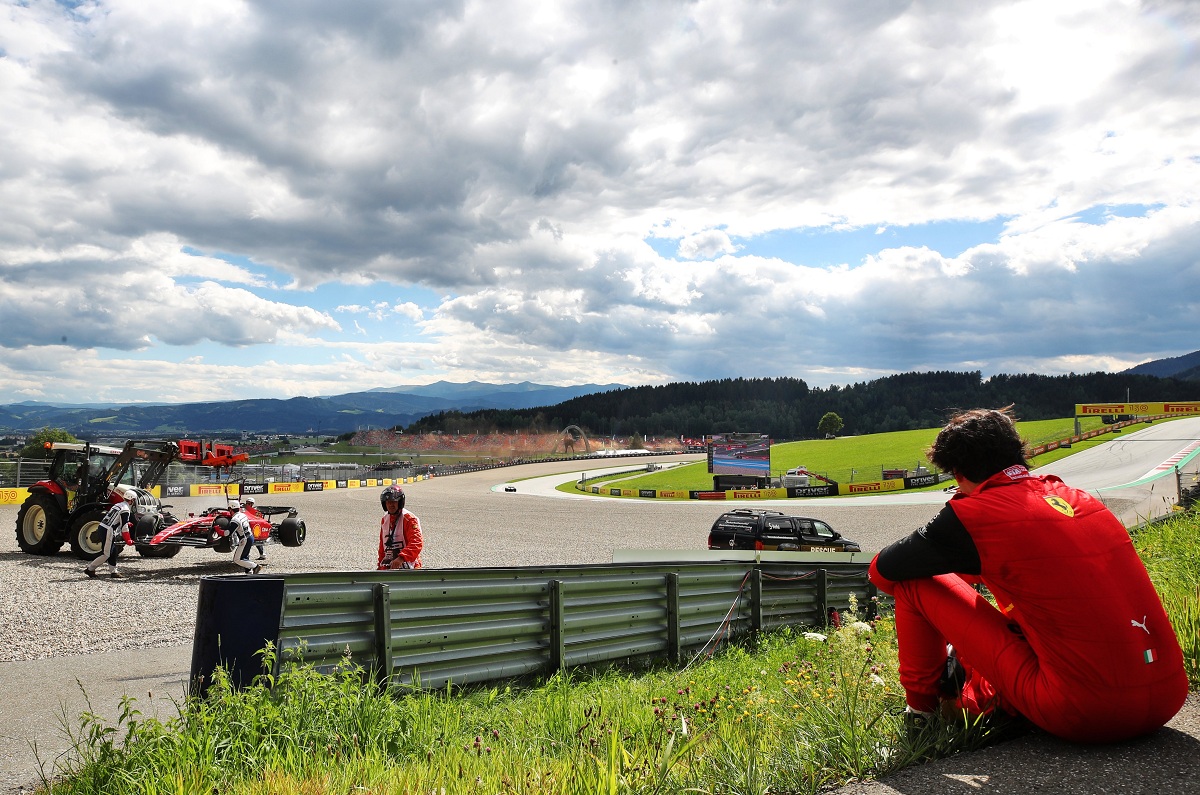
<box><xmin>146</xmin><ymin>500</ymin><xmax>307</xmax><ymax>554</ymax></box>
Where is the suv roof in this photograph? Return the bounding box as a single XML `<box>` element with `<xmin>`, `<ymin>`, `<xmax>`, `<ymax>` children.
<box><xmin>708</xmin><ymin>507</ymin><xmax>860</xmax><ymax>553</ymax></box>
<box><xmin>719</xmin><ymin>508</ymin><xmax>786</xmax><ymax>518</ymax></box>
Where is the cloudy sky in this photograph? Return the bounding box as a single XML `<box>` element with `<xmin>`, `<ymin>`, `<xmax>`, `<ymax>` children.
<box><xmin>1</xmin><ymin>0</ymin><xmax>1197</xmax><ymax>406</ymax></box>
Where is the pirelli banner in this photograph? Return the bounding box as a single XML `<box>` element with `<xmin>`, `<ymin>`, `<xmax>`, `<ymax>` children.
<box><xmin>685</xmin><ymin>484</ymin><xmax>840</xmax><ymax>500</ymax></box>
<box><xmin>1076</xmin><ymin>402</ymin><xmax>1200</xmax><ymax>417</ymax></box>
<box><xmin>166</xmin><ymin>477</ymin><xmax>424</xmax><ymax>498</ymax></box>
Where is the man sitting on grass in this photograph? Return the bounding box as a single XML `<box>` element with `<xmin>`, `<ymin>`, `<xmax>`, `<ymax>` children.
<box><xmin>870</xmin><ymin>406</ymin><xmax>1187</xmax><ymax>742</ymax></box>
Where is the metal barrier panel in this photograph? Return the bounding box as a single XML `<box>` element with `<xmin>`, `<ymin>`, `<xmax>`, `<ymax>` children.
<box><xmin>193</xmin><ymin>559</ymin><xmax>875</xmax><ymax>692</ymax></box>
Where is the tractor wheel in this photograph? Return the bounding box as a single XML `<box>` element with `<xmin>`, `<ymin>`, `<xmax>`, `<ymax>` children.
<box><xmin>137</xmin><ymin>543</ymin><xmax>182</xmax><ymax>558</ymax></box>
<box><xmin>278</xmin><ymin>517</ymin><xmax>307</xmax><ymax>547</ymax></box>
<box><xmin>69</xmin><ymin>509</ymin><xmax>108</xmax><ymax>560</ymax></box>
<box><xmin>15</xmin><ymin>495</ymin><xmax>66</xmax><ymax>555</ymax></box>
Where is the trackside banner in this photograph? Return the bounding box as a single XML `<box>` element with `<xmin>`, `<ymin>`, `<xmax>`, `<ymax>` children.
<box><xmin>2</xmin><ymin>476</ymin><xmax>432</xmax><ymax>504</ymax></box>
<box><xmin>0</xmin><ymin>488</ymin><xmax>29</xmax><ymax>505</ymax></box>
<box><xmin>845</xmin><ymin>479</ymin><xmax>906</xmax><ymax>495</ymax></box>
<box><xmin>194</xmin><ymin>484</ymin><xmax>233</xmax><ymax>498</ymax></box>
<box><xmin>787</xmin><ymin>485</ymin><xmax>838</xmax><ymax>498</ymax></box>
<box><xmin>1076</xmin><ymin>402</ymin><xmax>1200</xmax><ymax>416</ymax></box>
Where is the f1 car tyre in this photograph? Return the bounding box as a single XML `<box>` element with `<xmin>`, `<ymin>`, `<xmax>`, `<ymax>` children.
<box><xmin>133</xmin><ymin>514</ymin><xmax>162</xmax><ymax>544</ymax></box>
<box><xmin>15</xmin><ymin>494</ymin><xmax>66</xmax><ymax>555</ymax></box>
<box><xmin>278</xmin><ymin>517</ymin><xmax>306</xmax><ymax>547</ymax></box>
<box><xmin>211</xmin><ymin>516</ymin><xmax>233</xmax><ymax>552</ymax></box>
<box><xmin>69</xmin><ymin>508</ymin><xmax>108</xmax><ymax>560</ymax></box>
<box><xmin>136</xmin><ymin>543</ymin><xmax>182</xmax><ymax>559</ymax></box>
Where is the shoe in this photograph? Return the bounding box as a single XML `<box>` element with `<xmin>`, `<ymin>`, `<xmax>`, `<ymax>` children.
<box><xmin>973</xmin><ymin>707</ymin><xmax>1034</xmax><ymax>743</ymax></box>
<box><xmin>250</xmin><ymin>565</ymin><xmax>263</xmax><ymax>575</ymax></box>
<box><xmin>901</xmin><ymin>707</ymin><xmax>941</xmax><ymax>760</ymax></box>
<box><xmin>903</xmin><ymin>707</ymin><xmax>935</xmax><ymax>736</ymax></box>
<box><xmin>111</xmin><ymin>571</ymin><xmax>124</xmax><ymax>579</ymax></box>
<box><xmin>84</xmin><ymin>568</ymin><xmax>97</xmax><ymax>579</ymax></box>
<box><xmin>939</xmin><ymin>645</ymin><xmax>967</xmax><ymax>699</ymax></box>
<box><xmin>256</xmin><ymin>555</ymin><xmax>266</xmax><ymax>561</ymax></box>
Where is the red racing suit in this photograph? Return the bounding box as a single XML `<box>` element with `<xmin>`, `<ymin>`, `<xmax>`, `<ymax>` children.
<box><xmin>377</xmin><ymin>509</ymin><xmax>423</xmax><ymax>570</ymax></box>
<box><xmin>870</xmin><ymin>465</ymin><xmax>1187</xmax><ymax>742</ymax></box>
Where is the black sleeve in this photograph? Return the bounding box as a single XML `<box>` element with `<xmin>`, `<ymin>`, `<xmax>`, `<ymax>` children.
<box><xmin>874</xmin><ymin>503</ymin><xmax>981</xmax><ymax>582</ymax></box>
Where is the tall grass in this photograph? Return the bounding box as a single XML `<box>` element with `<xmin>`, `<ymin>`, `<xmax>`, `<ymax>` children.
<box><xmin>32</xmin><ymin>605</ymin><xmax>936</xmax><ymax>794</ymax></box>
<box><xmin>38</xmin><ymin>512</ymin><xmax>1200</xmax><ymax>794</ymax></box>
<box><xmin>1133</xmin><ymin>511</ymin><xmax>1200</xmax><ymax>685</ymax></box>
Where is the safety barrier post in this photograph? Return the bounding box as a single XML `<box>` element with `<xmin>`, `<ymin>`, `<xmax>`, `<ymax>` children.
<box><xmin>665</xmin><ymin>573</ymin><xmax>680</xmax><ymax>663</ymax></box>
<box><xmin>816</xmin><ymin>568</ymin><xmax>828</xmax><ymax>622</ymax></box>
<box><xmin>750</xmin><ymin>568</ymin><xmax>763</xmax><ymax>634</ymax></box>
<box><xmin>372</xmin><ymin>582</ymin><xmax>393</xmax><ymax>687</ymax></box>
<box><xmin>549</xmin><ymin>579</ymin><xmax>565</xmax><ymax>670</ymax></box>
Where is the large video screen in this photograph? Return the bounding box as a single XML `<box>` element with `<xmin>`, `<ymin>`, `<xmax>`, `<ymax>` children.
<box><xmin>707</xmin><ymin>433</ymin><xmax>772</xmax><ymax>476</ymax></box>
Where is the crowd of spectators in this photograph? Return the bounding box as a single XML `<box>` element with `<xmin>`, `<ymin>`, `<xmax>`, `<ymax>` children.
<box><xmin>349</xmin><ymin>429</ymin><xmax>684</xmax><ymax>458</ymax></box>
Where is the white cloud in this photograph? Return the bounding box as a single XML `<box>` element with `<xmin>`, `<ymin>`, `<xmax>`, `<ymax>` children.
<box><xmin>677</xmin><ymin>229</ymin><xmax>738</xmax><ymax>260</ymax></box>
<box><xmin>0</xmin><ymin>0</ymin><xmax>1197</xmax><ymax>404</ymax></box>
<box><xmin>393</xmin><ymin>302</ymin><xmax>425</xmax><ymax>322</ymax></box>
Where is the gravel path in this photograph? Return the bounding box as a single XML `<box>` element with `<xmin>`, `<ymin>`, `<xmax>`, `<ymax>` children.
<box><xmin>0</xmin><ymin>458</ymin><xmax>941</xmax><ymax>664</ymax></box>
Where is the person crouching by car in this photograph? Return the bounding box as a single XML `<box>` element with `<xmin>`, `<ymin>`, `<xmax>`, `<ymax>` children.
<box><xmin>378</xmin><ymin>485</ymin><xmax>423</xmax><ymax>570</ymax></box>
<box><xmin>229</xmin><ymin>503</ymin><xmax>262</xmax><ymax>575</ymax></box>
<box><xmin>243</xmin><ymin>496</ymin><xmax>266</xmax><ymax>561</ymax></box>
<box><xmin>85</xmin><ymin>487</ymin><xmax>138</xmax><ymax>579</ymax></box>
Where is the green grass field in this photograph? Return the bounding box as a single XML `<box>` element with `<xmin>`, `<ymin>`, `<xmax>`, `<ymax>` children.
<box><xmin>567</xmin><ymin>416</ymin><xmax>1118</xmax><ymax>496</ymax></box>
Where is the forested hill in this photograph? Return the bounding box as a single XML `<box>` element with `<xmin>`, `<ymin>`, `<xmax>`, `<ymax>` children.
<box><xmin>403</xmin><ymin>371</ymin><xmax>1199</xmax><ymax>440</ymax></box>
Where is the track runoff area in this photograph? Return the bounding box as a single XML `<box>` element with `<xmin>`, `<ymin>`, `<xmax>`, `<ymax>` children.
<box><xmin>500</xmin><ymin>414</ymin><xmax>1200</xmax><ymax>528</ymax></box>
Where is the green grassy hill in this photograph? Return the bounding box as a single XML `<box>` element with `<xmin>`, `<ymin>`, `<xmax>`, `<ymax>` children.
<box><xmin>572</xmin><ymin>416</ymin><xmax>1115</xmax><ymax>494</ymax></box>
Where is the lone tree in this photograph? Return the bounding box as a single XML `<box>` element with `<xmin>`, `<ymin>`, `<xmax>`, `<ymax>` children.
<box><xmin>817</xmin><ymin>412</ymin><xmax>844</xmax><ymax>438</ymax></box>
<box><xmin>18</xmin><ymin>427</ymin><xmax>80</xmax><ymax>459</ymax></box>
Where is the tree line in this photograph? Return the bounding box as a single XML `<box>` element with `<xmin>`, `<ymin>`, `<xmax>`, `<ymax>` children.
<box><xmin>400</xmin><ymin>371</ymin><xmax>1198</xmax><ymax>441</ymax></box>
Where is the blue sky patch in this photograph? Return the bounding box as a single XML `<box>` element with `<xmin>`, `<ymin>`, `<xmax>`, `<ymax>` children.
<box><xmin>1069</xmin><ymin>203</ymin><xmax>1163</xmax><ymax>225</ymax></box>
<box><xmin>646</xmin><ymin>217</ymin><xmax>1009</xmax><ymax>267</ymax></box>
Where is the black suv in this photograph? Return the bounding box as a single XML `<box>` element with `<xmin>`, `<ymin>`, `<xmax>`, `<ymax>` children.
<box><xmin>707</xmin><ymin>508</ymin><xmax>861</xmax><ymax>552</ymax></box>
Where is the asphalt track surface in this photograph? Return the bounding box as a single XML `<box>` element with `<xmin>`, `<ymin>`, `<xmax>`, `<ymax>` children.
<box><xmin>2</xmin><ymin>418</ymin><xmax>1199</xmax><ymax>793</ymax></box>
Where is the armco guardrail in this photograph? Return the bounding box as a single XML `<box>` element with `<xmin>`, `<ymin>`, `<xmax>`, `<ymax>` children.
<box><xmin>191</xmin><ymin>558</ymin><xmax>877</xmax><ymax>691</ymax></box>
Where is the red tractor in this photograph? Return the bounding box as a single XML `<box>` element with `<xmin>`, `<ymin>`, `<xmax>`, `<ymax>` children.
<box><xmin>15</xmin><ymin>440</ymin><xmax>181</xmax><ymax>560</ymax></box>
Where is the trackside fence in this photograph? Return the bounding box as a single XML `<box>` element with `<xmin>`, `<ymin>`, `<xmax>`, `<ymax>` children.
<box><xmin>191</xmin><ymin>560</ymin><xmax>877</xmax><ymax>692</ymax></box>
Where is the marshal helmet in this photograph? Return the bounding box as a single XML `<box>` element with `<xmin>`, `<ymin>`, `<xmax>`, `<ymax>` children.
<box><xmin>380</xmin><ymin>485</ymin><xmax>405</xmax><ymax>511</ymax></box>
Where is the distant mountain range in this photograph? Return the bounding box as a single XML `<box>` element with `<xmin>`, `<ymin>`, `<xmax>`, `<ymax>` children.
<box><xmin>0</xmin><ymin>381</ymin><xmax>627</xmax><ymax>437</ymax></box>
<box><xmin>3</xmin><ymin>349</ymin><xmax>1196</xmax><ymax>439</ymax></box>
<box><xmin>1122</xmin><ymin>350</ymin><xmax>1200</xmax><ymax>380</ymax></box>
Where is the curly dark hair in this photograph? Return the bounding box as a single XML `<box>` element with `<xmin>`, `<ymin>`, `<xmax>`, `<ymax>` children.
<box><xmin>927</xmin><ymin>406</ymin><xmax>1029</xmax><ymax>483</ymax></box>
